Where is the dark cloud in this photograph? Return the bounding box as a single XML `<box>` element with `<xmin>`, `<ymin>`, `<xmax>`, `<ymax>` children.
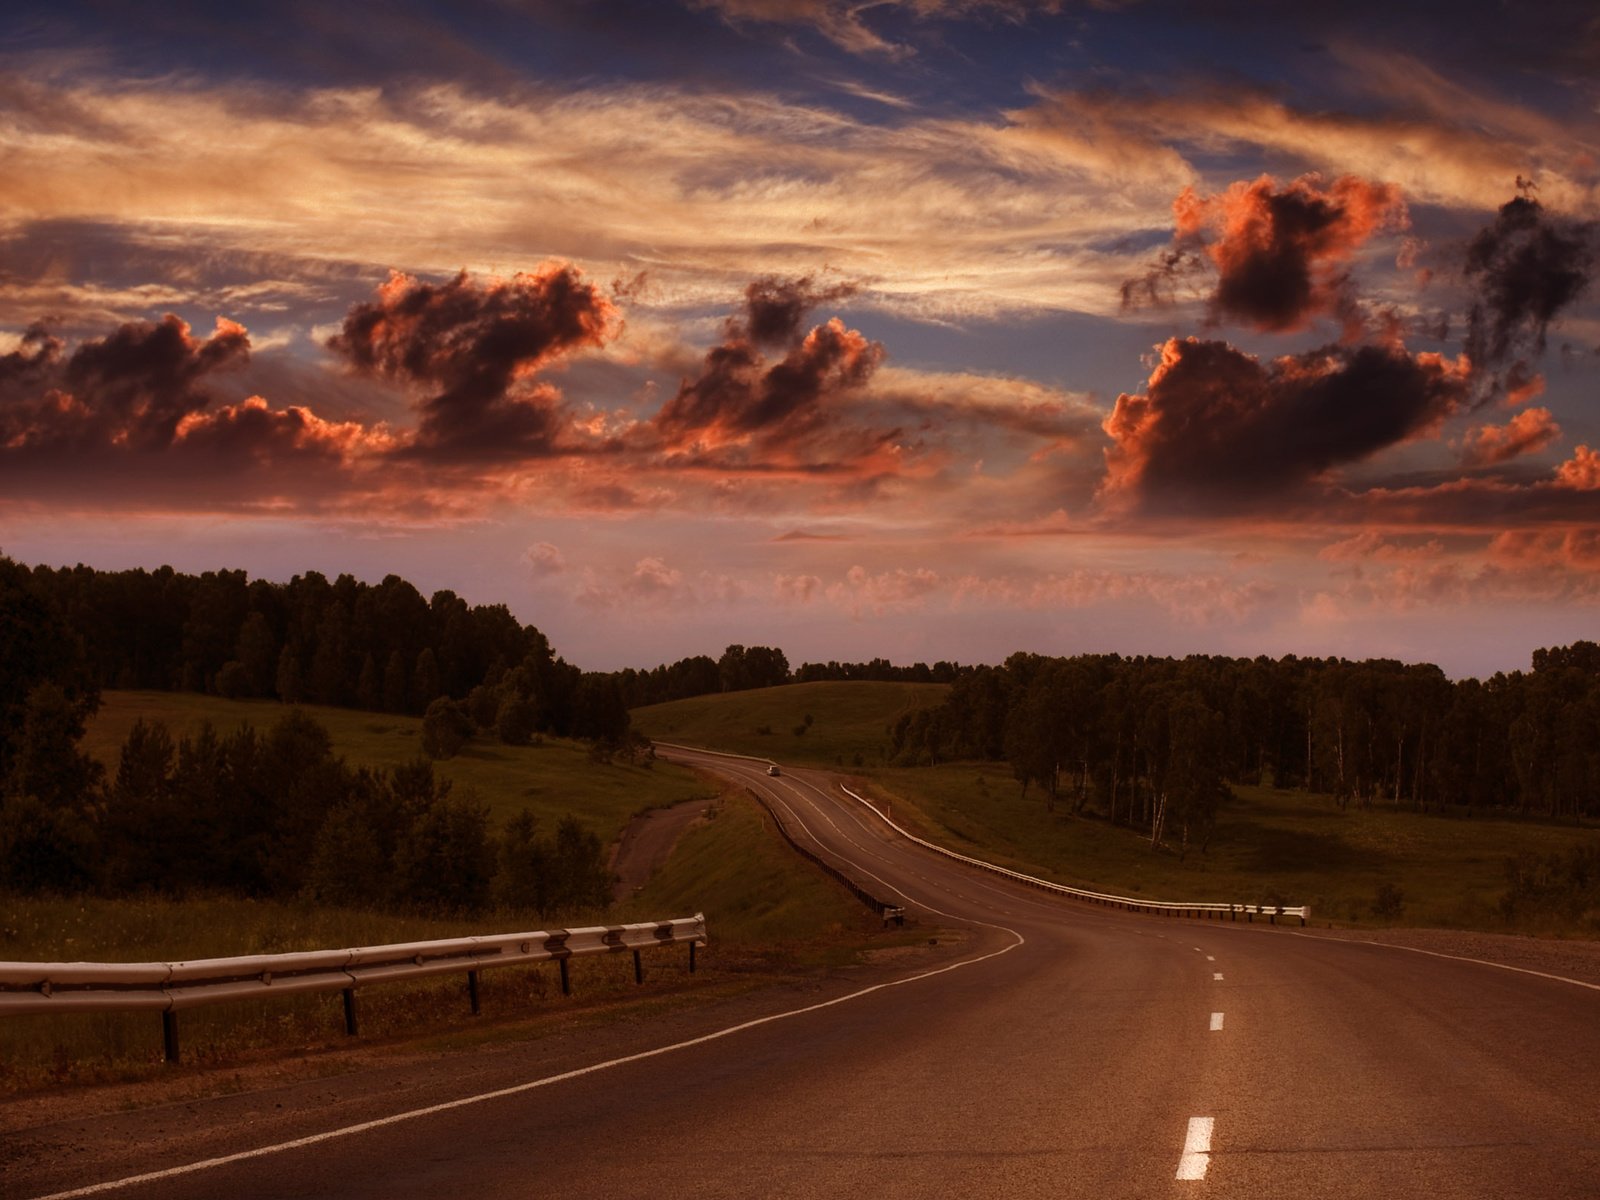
<box><xmin>0</xmin><ymin>314</ymin><xmax>382</xmax><ymax>507</ymax></box>
<box><xmin>1464</xmin><ymin>194</ymin><xmax>1598</xmax><ymax>373</ymax></box>
<box><xmin>1124</xmin><ymin>174</ymin><xmax>1406</xmax><ymax>337</ymax></box>
<box><xmin>328</xmin><ymin>266</ymin><xmax>617</xmax><ymax>462</ymax></box>
<box><xmin>0</xmin><ymin>314</ymin><xmax>249</xmax><ymax>455</ymax></box>
<box><xmin>1100</xmin><ymin>336</ymin><xmax>1471</xmax><ymax>512</ymax></box>
<box><xmin>654</xmin><ymin>277</ymin><xmax>887</xmax><ymax>468</ymax></box>
<box><xmin>741</xmin><ymin>275</ymin><xmax>858</xmax><ymax>347</ymax></box>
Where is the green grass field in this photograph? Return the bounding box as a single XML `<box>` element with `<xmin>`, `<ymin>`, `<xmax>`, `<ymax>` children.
<box><xmin>85</xmin><ymin>691</ymin><xmax>713</xmax><ymax>840</ymax></box>
<box><xmin>633</xmin><ymin>680</ymin><xmax>946</xmax><ymax>769</ymax></box>
<box><xmin>862</xmin><ymin>764</ymin><xmax>1599</xmax><ymax>931</ymax></box>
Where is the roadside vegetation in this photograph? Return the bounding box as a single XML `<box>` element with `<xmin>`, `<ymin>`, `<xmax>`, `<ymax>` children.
<box><xmin>865</xmin><ymin>766</ymin><xmax>1600</xmax><ymax>932</ymax></box>
<box><xmin>0</xmin><ymin>788</ymin><xmax>883</xmax><ymax>1091</ymax></box>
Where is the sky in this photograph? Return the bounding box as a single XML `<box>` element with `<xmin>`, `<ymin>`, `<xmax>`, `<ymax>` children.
<box><xmin>2</xmin><ymin>0</ymin><xmax>1599</xmax><ymax>678</ymax></box>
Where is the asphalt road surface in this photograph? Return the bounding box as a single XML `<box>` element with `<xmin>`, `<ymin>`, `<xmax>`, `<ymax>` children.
<box><xmin>9</xmin><ymin>747</ymin><xmax>1599</xmax><ymax>1199</ymax></box>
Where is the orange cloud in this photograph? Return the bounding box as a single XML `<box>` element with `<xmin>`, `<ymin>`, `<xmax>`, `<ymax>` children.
<box><xmin>1459</xmin><ymin>407</ymin><xmax>1561</xmax><ymax>467</ymax></box>
<box><xmin>1125</xmin><ymin>173</ymin><xmax>1406</xmax><ymax>336</ymax></box>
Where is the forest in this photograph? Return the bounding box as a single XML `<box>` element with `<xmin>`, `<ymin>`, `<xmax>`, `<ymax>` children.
<box><xmin>886</xmin><ymin>648</ymin><xmax>1600</xmax><ymax>850</ymax></box>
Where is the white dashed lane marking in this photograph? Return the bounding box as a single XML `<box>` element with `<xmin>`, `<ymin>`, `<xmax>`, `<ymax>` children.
<box><xmin>1176</xmin><ymin>1116</ymin><xmax>1214</xmax><ymax>1180</ymax></box>
<box><xmin>1210</xmin><ymin>1012</ymin><xmax>1224</xmax><ymax>1031</ymax></box>
<box><xmin>1213</xmin><ymin>972</ymin><xmax>1224</xmax><ymax>981</ymax></box>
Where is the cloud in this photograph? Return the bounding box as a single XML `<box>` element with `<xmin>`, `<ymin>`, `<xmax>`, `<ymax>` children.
<box><xmin>653</xmin><ymin>277</ymin><xmax>890</xmax><ymax>469</ymax></box>
<box><xmin>0</xmin><ymin>312</ymin><xmax>248</xmax><ymax>455</ymax></box>
<box><xmin>328</xmin><ymin>266</ymin><xmax>618</xmax><ymax>462</ymax></box>
<box><xmin>1124</xmin><ymin>174</ymin><xmax>1406</xmax><ymax>336</ymax></box>
<box><xmin>1099</xmin><ymin>336</ymin><xmax>1471</xmax><ymax>513</ymax></box>
<box><xmin>1318</xmin><ymin>532</ymin><xmax>1445</xmax><ymax>563</ymax></box>
<box><xmin>524</xmin><ymin>541</ymin><xmax>567</xmax><ymax>575</ymax></box>
<box><xmin>689</xmin><ymin>0</ymin><xmax>1063</xmax><ymax>56</ymax></box>
<box><xmin>0</xmin><ymin>313</ymin><xmax>393</xmax><ymax>508</ymax></box>
<box><xmin>741</xmin><ymin>275</ymin><xmax>859</xmax><ymax>346</ymax></box>
<box><xmin>1463</xmin><ymin>194</ymin><xmax>1598</xmax><ymax>377</ymax></box>
<box><xmin>1458</xmin><ymin>406</ymin><xmax>1561</xmax><ymax>467</ymax></box>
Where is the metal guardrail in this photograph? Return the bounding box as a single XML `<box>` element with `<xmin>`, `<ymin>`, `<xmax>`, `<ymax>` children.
<box><xmin>840</xmin><ymin>786</ymin><xmax>1309</xmax><ymax>925</ymax></box>
<box><xmin>0</xmin><ymin>914</ymin><xmax>708</xmax><ymax>1063</ymax></box>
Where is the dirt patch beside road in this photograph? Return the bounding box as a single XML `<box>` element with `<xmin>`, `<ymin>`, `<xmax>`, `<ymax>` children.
<box><xmin>610</xmin><ymin>796</ymin><xmax>714</xmax><ymax>902</ymax></box>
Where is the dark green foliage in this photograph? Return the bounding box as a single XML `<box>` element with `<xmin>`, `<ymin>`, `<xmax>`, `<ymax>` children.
<box><xmin>495</xmin><ymin>695</ymin><xmax>537</xmax><ymax>746</ymax></box>
<box><xmin>1499</xmin><ymin>844</ymin><xmax>1600</xmax><ymax>927</ymax></box>
<box><xmin>10</xmin><ymin>559</ymin><xmax>620</xmax><ymax>746</ymax></box>
<box><xmin>888</xmin><ymin>644</ymin><xmax>1600</xmax><ymax>829</ymax></box>
<box><xmin>392</xmin><ymin>788</ymin><xmax>496</xmax><ymax>915</ymax></box>
<box><xmin>1371</xmin><ymin>881</ymin><xmax>1406</xmax><ymax>920</ymax></box>
<box><xmin>421</xmin><ymin>697</ymin><xmax>473</xmax><ymax>759</ymax></box>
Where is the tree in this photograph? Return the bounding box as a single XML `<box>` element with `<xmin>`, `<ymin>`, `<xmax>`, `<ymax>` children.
<box><xmin>275</xmin><ymin>644</ymin><xmax>304</xmax><ymax>704</ymax></box>
<box><xmin>392</xmin><ymin>789</ymin><xmax>496</xmax><ymax>914</ymax></box>
<box><xmin>422</xmin><ymin>697</ymin><xmax>473</xmax><ymax>760</ymax></box>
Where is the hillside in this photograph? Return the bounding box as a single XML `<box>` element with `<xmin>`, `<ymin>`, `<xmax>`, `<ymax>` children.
<box><xmin>632</xmin><ymin>680</ymin><xmax>948</xmax><ymax>769</ymax></box>
<box><xmin>86</xmin><ymin>691</ymin><xmax>711</xmax><ymax>841</ymax></box>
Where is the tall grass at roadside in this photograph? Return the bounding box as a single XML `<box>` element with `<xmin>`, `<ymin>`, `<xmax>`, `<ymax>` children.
<box><xmin>85</xmin><ymin>691</ymin><xmax>712</xmax><ymax>839</ymax></box>
<box><xmin>866</xmin><ymin>764</ymin><xmax>1600</xmax><ymax>931</ymax></box>
<box><xmin>633</xmin><ymin>681</ymin><xmax>946</xmax><ymax>769</ymax></box>
<box><xmin>0</xmin><ymin>895</ymin><xmax>657</xmax><ymax>1090</ymax></box>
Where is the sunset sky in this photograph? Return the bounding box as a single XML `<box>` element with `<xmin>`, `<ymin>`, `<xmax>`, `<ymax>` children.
<box><xmin>3</xmin><ymin>0</ymin><xmax>1599</xmax><ymax>677</ymax></box>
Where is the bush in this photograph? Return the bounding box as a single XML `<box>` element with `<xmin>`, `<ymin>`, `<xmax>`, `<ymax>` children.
<box><xmin>421</xmin><ymin>697</ymin><xmax>473</xmax><ymax>760</ymax></box>
<box><xmin>1371</xmin><ymin>881</ymin><xmax>1406</xmax><ymax>920</ymax></box>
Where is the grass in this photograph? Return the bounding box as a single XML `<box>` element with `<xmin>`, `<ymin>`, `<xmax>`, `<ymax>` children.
<box><xmin>0</xmin><ymin>784</ymin><xmax>886</xmax><ymax>1091</ymax></box>
<box><xmin>622</xmin><ymin>787</ymin><xmax>881</xmax><ymax>957</ymax></box>
<box><xmin>85</xmin><ymin>691</ymin><xmax>713</xmax><ymax>840</ymax></box>
<box><xmin>864</xmin><ymin>763</ymin><xmax>1600</xmax><ymax>932</ymax></box>
<box><xmin>0</xmin><ymin>896</ymin><xmax>637</xmax><ymax>1090</ymax></box>
<box><xmin>632</xmin><ymin>680</ymin><xmax>947</xmax><ymax>769</ymax></box>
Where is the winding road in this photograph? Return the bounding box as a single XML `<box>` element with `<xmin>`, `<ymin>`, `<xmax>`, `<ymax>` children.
<box><xmin>9</xmin><ymin>747</ymin><xmax>1600</xmax><ymax>1199</ymax></box>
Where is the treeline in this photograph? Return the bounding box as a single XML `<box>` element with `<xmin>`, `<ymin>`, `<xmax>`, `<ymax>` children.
<box><xmin>0</xmin><ymin>557</ymin><xmax>614</xmax><ymax>911</ymax></box>
<box><xmin>889</xmin><ymin>649</ymin><xmax>1600</xmax><ymax>833</ymax></box>
<box><xmin>2</xmin><ymin>699</ymin><xmax>612</xmax><ymax>917</ymax></box>
<box><xmin>613</xmin><ymin>646</ymin><xmax>969</xmax><ymax>707</ymax></box>
<box><xmin>15</xmin><ymin>560</ymin><xmax>628</xmax><ymax>743</ymax></box>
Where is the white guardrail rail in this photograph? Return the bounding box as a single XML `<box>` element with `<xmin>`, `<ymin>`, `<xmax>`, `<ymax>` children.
<box><xmin>838</xmin><ymin>786</ymin><xmax>1309</xmax><ymax>926</ymax></box>
<box><xmin>654</xmin><ymin>742</ymin><xmax>1307</xmax><ymax>926</ymax></box>
<box><xmin>0</xmin><ymin>913</ymin><xmax>708</xmax><ymax>1064</ymax></box>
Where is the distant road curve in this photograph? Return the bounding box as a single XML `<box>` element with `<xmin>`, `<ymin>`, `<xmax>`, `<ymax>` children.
<box><xmin>10</xmin><ymin>750</ymin><xmax>1599</xmax><ymax>1199</ymax></box>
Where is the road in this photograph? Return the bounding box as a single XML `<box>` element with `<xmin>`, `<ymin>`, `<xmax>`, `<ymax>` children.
<box><xmin>9</xmin><ymin>747</ymin><xmax>1600</xmax><ymax>1199</ymax></box>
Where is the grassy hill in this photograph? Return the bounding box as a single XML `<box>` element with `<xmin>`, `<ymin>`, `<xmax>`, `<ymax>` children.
<box><xmin>85</xmin><ymin>691</ymin><xmax>713</xmax><ymax>841</ymax></box>
<box><xmin>632</xmin><ymin>680</ymin><xmax>947</xmax><ymax>769</ymax></box>
<box><xmin>854</xmin><ymin>765</ymin><xmax>1600</xmax><ymax>931</ymax></box>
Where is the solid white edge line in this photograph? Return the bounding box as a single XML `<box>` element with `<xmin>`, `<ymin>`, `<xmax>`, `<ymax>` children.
<box><xmin>1285</xmin><ymin>929</ymin><xmax>1600</xmax><ymax>994</ymax></box>
<box><xmin>1175</xmin><ymin>1116</ymin><xmax>1214</xmax><ymax>1180</ymax></box>
<box><xmin>32</xmin><ymin>774</ymin><xmax>1028</xmax><ymax>1200</ymax></box>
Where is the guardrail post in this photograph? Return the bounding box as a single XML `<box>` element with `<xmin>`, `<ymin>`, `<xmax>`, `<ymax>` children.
<box><xmin>633</xmin><ymin>949</ymin><xmax>643</xmax><ymax>985</ymax></box>
<box><xmin>161</xmin><ymin>1011</ymin><xmax>180</xmax><ymax>1064</ymax></box>
<box><xmin>467</xmin><ymin>970</ymin><xmax>481</xmax><ymax>1015</ymax></box>
<box><xmin>689</xmin><ymin>941</ymin><xmax>697</xmax><ymax>973</ymax></box>
<box><xmin>1247</xmin><ymin>909</ymin><xmax>1253</xmax><ymax>922</ymax></box>
<box><xmin>559</xmin><ymin>958</ymin><xmax>571</xmax><ymax>996</ymax></box>
<box><xmin>343</xmin><ymin>987</ymin><xmax>359</xmax><ymax>1036</ymax></box>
